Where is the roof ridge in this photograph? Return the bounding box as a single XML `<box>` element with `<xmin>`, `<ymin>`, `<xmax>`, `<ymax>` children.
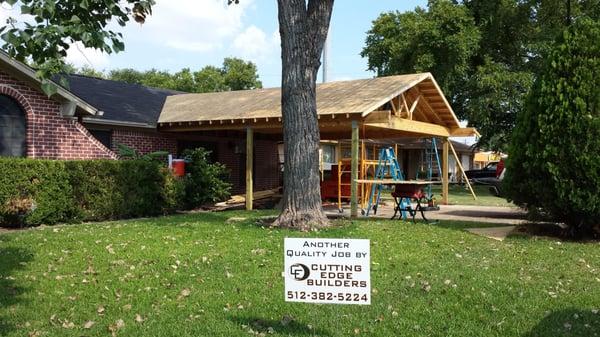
<box><xmin>65</xmin><ymin>73</ymin><xmax>187</xmax><ymax>94</ymax></box>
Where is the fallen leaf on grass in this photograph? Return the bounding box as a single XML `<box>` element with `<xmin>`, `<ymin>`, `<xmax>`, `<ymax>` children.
<box><xmin>135</xmin><ymin>314</ymin><xmax>144</xmax><ymax>323</ymax></box>
<box><xmin>108</xmin><ymin>319</ymin><xmax>125</xmax><ymax>337</ymax></box>
<box><xmin>62</xmin><ymin>320</ymin><xmax>75</xmax><ymax>329</ymax></box>
<box><xmin>177</xmin><ymin>288</ymin><xmax>191</xmax><ymax>300</ymax></box>
<box><xmin>83</xmin><ymin>321</ymin><xmax>95</xmax><ymax>329</ymax></box>
<box><xmin>97</xmin><ymin>305</ymin><xmax>105</xmax><ymax>314</ymax></box>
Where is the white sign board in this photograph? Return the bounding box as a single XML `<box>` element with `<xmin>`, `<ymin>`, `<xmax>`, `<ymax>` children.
<box><xmin>284</xmin><ymin>238</ymin><xmax>370</xmax><ymax>305</ymax></box>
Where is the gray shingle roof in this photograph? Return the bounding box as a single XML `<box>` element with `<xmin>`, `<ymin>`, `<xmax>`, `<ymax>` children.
<box><xmin>62</xmin><ymin>74</ymin><xmax>183</xmax><ymax>126</ymax></box>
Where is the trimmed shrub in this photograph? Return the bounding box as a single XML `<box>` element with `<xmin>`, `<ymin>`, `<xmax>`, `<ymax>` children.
<box><xmin>504</xmin><ymin>18</ymin><xmax>600</xmax><ymax>238</ymax></box>
<box><xmin>0</xmin><ymin>158</ymin><xmax>180</xmax><ymax>227</ymax></box>
<box><xmin>182</xmin><ymin>148</ymin><xmax>232</xmax><ymax>208</ymax></box>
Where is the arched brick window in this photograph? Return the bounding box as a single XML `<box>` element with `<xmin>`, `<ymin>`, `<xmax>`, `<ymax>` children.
<box><xmin>0</xmin><ymin>94</ymin><xmax>27</xmax><ymax>157</ymax></box>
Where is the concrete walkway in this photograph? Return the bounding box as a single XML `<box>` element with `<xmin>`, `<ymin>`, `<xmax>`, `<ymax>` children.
<box><xmin>325</xmin><ymin>203</ymin><xmax>526</xmax><ymax>225</ymax></box>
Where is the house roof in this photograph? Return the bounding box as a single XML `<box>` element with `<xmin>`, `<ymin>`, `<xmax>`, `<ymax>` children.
<box><xmin>63</xmin><ymin>75</ymin><xmax>182</xmax><ymax>127</ymax></box>
<box><xmin>159</xmin><ymin>73</ymin><xmax>462</xmax><ymax>129</ymax></box>
<box><xmin>0</xmin><ymin>50</ymin><xmax>99</xmax><ymax>116</ymax></box>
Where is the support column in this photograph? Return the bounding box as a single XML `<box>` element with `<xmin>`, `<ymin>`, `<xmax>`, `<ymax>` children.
<box><xmin>246</xmin><ymin>127</ymin><xmax>253</xmax><ymax>211</ymax></box>
<box><xmin>351</xmin><ymin>121</ymin><xmax>359</xmax><ymax>218</ymax></box>
<box><xmin>442</xmin><ymin>137</ymin><xmax>449</xmax><ymax>205</ymax></box>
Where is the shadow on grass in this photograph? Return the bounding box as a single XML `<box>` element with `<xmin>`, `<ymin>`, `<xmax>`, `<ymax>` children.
<box><xmin>442</xmin><ymin>209</ymin><xmax>525</xmax><ymax>220</ymax></box>
<box><xmin>424</xmin><ymin>220</ymin><xmax>515</xmax><ymax>232</ymax></box>
<box><xmin>0</xmin><ymin>236</ymin><xmax>33</xmax><ymax>335</ymax></box>
<box><xmin>229</xmin><ymin>315</ymin><xmax>331</xmax><ymax>336</ymax></box>
<box><xmin>523</xmin><ymin>308</ymin><xmax>599</xmax><ymax>337</ymax></box>
<box><xmin>129</xmin><ymin>210</ymin><xmax>275</xmax><ymax>228</ymax></box>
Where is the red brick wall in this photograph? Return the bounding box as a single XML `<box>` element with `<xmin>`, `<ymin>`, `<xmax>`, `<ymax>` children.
<box><xmin>254</xmin><ymin>139</ymin><xmax>281</xmax><ymax>191</ymax></box>
<box><xmin>0</xmin><ymin>70</ymin><xmax>117</xmax><ymax>160</ymax></box>
<box><xmin>0</xmin><ymin>69</ymin><xmax>281</xmax><ymax>192</ymax></box>
<box><xmin>167</xmin><ymin>134</ymin><xmax>281</xmax><ymax>194</ymax></box>
<box><xmin>111</xmin><ymin>130</ymin><xmax>178</xmax><ymax>155</ymax></box>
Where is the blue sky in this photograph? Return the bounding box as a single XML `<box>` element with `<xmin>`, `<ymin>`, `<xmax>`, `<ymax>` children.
<box><xmin>59</xmin><ymin>0</ymin><xmax>428</xmax><ymax>88</ymax></box>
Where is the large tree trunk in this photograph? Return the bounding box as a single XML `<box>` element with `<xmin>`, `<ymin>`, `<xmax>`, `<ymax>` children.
<box><xmin>273</xmin><ymin>0</ymin><xmax>334</xmax><ymax>230</ymax></box>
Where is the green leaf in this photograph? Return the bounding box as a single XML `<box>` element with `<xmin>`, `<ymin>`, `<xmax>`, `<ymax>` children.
<box><xmin>112</xmin><ymin>39</ymin><xmax>124</xmax><ymax>53</ymax></box>
<box><xmin>41</xmin><ymin>82</ymin><xmax>58</xmax><ymax>97</ymax></box>
<box><xmin>20</xmin><ymin>5</ymin><xmax>32</xmax><ymax>15</ymax></box>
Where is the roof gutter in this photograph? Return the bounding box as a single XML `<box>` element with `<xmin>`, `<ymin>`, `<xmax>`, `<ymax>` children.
<box><xmin>82</xmin><ymin>117</ymin><xmax>155</xmax><ymax>129</ymax></box>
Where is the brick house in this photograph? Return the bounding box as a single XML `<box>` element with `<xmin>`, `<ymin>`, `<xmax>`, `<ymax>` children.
<box><xmin>0</xmin><ymin>51</ymin><xmax>280</xmax><ymax>193</ymax></box>
<box><xmin>1</xmin><ymin>52</ymin><xmax>478</xmax><ymax>205</ymax></box>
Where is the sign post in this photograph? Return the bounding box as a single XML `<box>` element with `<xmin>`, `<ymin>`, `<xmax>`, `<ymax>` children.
<box><xmin>284</xmin><ymin>238</ymin><xmax>371</xmax><ymax>305</ymax></box>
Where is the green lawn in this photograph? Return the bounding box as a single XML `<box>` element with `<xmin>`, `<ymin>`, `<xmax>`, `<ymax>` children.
<box><xmin>430</xmin><ymin>184</ymin><xmax>515</xmax><ymax>207</ymax></box>
<box><xmin>1</xmin><ymin>211</ymin><xmax>598</xmax><ymax>337</ymax></box>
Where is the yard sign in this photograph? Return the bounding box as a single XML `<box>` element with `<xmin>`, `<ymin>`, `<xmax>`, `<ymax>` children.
<box><xmin>284</xmin><ymin>238</ymin><xmax>371</xmax><ymax>305</ymax></box>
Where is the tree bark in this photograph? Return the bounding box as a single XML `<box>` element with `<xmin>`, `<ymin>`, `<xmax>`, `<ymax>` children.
<box><xmin>273</xmin><ymin>0</ymin><xmax>334</xmax><ymax>230</ymax></box>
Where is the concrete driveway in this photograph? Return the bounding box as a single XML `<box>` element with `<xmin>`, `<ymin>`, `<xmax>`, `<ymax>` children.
<box><xmin>325</xmin><ymin>203</ymin><xmax>526</xmax><ymax>225</ymax></box>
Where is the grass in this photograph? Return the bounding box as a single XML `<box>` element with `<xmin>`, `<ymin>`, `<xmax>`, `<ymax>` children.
<box><xmin>429</xmin><ymin>184</ymin><xmax>515</xmax><ymax>207</ymax></box>
<box><xmin>1</xmin><ymin>211</ymin><xmax>598</xmax><ymax>337</ymax></box>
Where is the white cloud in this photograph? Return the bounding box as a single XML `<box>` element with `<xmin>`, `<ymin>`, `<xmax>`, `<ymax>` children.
<box><xmin>132</xmin><ymin>0</ymin><xmax>254</xmax><ymax>53</ymax></box>
<box><xmin>66</xmin><ymin>42</ymin><xmax>110</xmax><ymax>69</ymax></box>
<box><xmin>232</xmin><ymin>25</ymin><xmax>280</xmax><ymax>60</ymax></box>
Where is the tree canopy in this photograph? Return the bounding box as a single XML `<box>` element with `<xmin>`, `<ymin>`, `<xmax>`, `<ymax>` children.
<box><xmin>0</xmin><ymin>0</ymin><xmax>154</xmax><ymax>92</ymax></box>
<box><xmin>361</xmin><ymin>0</ymin><xmax>600</xmax><ymax>151</ymax></box>
<box><xmin>504</xmin><ymin>17</ymin><xmax>600</xmax><ymax>238</ymax></box>
<box><xmin>70</xmin><ymin>57</ymin><xmax>262</xmax><ymax>93</ymax></box>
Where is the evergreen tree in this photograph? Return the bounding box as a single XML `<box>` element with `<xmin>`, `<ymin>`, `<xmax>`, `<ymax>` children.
<box><xmin>504</xmin><ymin>17</ymin><xmax>600</xmax><ymax>238</ymax></box>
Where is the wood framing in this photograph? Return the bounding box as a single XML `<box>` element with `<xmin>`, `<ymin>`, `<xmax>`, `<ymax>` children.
<box><xmin>449</xmin><ymin>141</ymin><xmax>477</xmax><ymax>200</ymax></box>
<box><xmin>366</xmin><ymin>116</ymin><xmax>451</xmax><ymax>137</ymax></box>
<box><xmin>351</xmin><ymin>121</ymin><xmax>359</xmax><ymax>218</ymax></box>
<box><xmin>442</xmin><ymin>138</ymin><xmax>449</xmax><ymax>205</ymax></box>
<box><xmin>246</xmin><ymin>127</ymin><xmax>253</xmax><ymax>211</ymax></box>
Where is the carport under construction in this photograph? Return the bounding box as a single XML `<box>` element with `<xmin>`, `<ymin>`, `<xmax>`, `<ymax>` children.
<box><xmin>157</xmin><ymin>73</ymin><xmax>479</xmax><ymax>217</ymax></box>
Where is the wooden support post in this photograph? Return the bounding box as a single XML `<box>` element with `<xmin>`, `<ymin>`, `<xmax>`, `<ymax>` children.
<box><xmin>448</xmin><ymin>142</ymin><xmax>477</xmax><ymax>200</ymax></box>
<box><xmin>351</xmin><ymin>121</ymin><xmax>359</xmax><ymax>218</ymax></box>
<box><xmin>246</xmin><ymin>127</ymin><xmax>253</xmax><ymax>211</ymax></box>
<box><xmin>442</xmin><ymin>138</ymin><xmax>449</xmax><ymax>205</ymax></box>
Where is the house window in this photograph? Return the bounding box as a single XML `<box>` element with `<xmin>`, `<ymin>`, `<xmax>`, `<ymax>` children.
<box><xmin>0</xmin><ymin>95</ymin><xmax>27</xmax><ymax>157</ymax></box>
<box><xmin>321</xmin><ymin>144</ymin><xmax>336</xmax><ymax>165</ymax></box>
<box><xmin>89</xmin><ymin>129</ymin><xmax>112</xmax><ymax>150</ymax></box>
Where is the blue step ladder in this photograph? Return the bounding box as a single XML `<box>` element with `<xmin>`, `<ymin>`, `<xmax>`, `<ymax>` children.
<box><xmin>416</xmin><ymin>138</ymin><xmax>442</xmax><ymax>199</ymax></box>
<box><xmin>366</xmin><ymin>147</ymin><xmax>409</xmax><ymax>218</ymax></box>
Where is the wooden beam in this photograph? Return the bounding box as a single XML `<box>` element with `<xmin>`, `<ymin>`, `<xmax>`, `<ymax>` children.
<box><xmin>448</xmin><ymin>141</ymin><xmax>477</xmax><ymax>201</ymax></box>
<box><xmin>351</xmin><ymin>120</ymin><xmax>359</xmax><ymax>218</ymax></box>
<box><xmin>401</xmin><ymin>93</ymin><xmax>410</xmax><ymax>117</ymax></box>
<box><xmin>366</xmin><ymin>116</ymin><xmax>450</xmax><ymax>137</ymax></box>
<box><xmin>442</xmin><ymin>138</ymin><xmax>449</xmax><ymax>205</ymax></box>
<box><xmin>246</xmin><ymin>127</ymin><xmax>253</xmax><ymax>211</ymax></box>
<box><xmin>408</xmin><ymin>94</ymin><xmax>422</xmax><ymax>120</ymax></box>
<box><xmin>364</xmin><ymin>110</ymin><xmax>391</xmax><ymax>124</ymax></box>
<box><xmin>449</xmin><ymin>127</ymin><xmax>480</xmax><ymax>137</ymax></box>
<box><xmin>389</xmin><ymin>98</ymin><xmax>398</xmax><ymax>115</ymax></box>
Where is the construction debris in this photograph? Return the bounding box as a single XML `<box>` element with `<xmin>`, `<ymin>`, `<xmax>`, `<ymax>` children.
<box><xmin>213</xmin><ymin>187</ymin><xmax>281</xmax><ymax>210</ymax></box>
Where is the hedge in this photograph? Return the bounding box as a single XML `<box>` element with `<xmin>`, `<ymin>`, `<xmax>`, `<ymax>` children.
<box><xmin>0</xmin><ymin>158</ymin><xmax>185</xmax><ymax>227</ymax></box>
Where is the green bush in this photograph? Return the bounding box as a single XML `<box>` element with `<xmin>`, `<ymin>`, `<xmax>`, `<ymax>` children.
<box><xmin>0</xmin><ymin>158</ymin><xmax>182</xmax><ymax>227</ymax></box>
<box><xmin>182</xmin><ymin>148</ymin><xmax>232</xmax><ymax>208</ymax></box>
<box><xmin>504</xmin><ymin>18</ymin><xmax>600</xmax><ymax>238</ymax></box>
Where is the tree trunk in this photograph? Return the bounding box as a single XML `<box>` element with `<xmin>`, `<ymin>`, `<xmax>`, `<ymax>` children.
<box><xmin>273</xmin><ymin>0</ymin><xmax>334</xmax><ymax>230</ymax></box>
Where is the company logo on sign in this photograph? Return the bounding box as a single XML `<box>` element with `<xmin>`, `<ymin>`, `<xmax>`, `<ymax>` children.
<box><xmin>284</xmin><ymin>238</ymin><xmax>371</xmax><ymax>305</ymax></box>
<box><xmin>289</xmin><ymin>263</ymin><xmax>310</xmax><ymax>281</ymax></box>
